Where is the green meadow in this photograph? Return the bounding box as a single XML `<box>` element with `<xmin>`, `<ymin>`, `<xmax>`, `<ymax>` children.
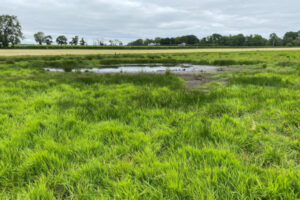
<box><xmin>0</xmin><ymin>51</ymin><xmax>299</xmax><ymax>199</ymax></box>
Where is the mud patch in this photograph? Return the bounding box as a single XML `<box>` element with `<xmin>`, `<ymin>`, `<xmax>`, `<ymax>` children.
<box><xmin>179</xmin><ymin>67</ymin><xmax>244</xmax><ymax>91</ymax></box>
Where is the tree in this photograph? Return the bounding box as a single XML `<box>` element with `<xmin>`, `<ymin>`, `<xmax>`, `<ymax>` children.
<box><xmin>246</xmin><ymin>34</ymin><xmax>267</xmax><ymax>46</ymax></box>
<box><xmin>160</xmin><ymin>38</ymin><xmax>176</xmax><ymax>45</ymax></box>
<box><xmin>231</xmin><ymin>34</ymin><xmax>246</xmax><ymax>46</ymax></box>
<box><xmin>206</xmin><ymin>34</ymin><xmax>223</xmax><ymax>45</ymax></box>
<box><xmin>268</xmin><ymin>33</ymin><xmax>282</xmax><ymax>46</ymax></box>
<box><xmin>34</xmin><ymin>32</ymin><xmax>53</xmax><ymax>45</ymax></box>
<box><xmin>211</xmin><ymin>34</ymin><xmax>222</xmax><ymax>44</ymax></box>
<box><xmin>144</xmin><ymin>38</ymin><xmax>154</xmax><ymax>45</ymax></box>
<box><xmin>185</xmin><ymin>35</ymin><xmax>199</xmax><ymax>45</ymax></box>
<box><xmin>175</xmin><ymin>36</ymin><xmax>183</xmax><ymax>44</ymax></box>
<box><xmin>94</xmin><ymin>39</ymin><xmax>104</xmax><ymax>46</ymax></box>
<box><xmin>109</xmin><ymin>40</ymin><xmax>114</xmax><ymax>46</ymax></box>
<box><xmin>283</xmin><ymin>31</ymin><xmax>299</xmax><ymax>46</ymax></box>
<box><xmin>269</xmin><ymin>33</ymin><xmax>278</xmax><ymax>46</ymax></box>
<box><xmin>295</xmin><ymin>37</ymin><xmax>300</xmax><ymax>46</ymax></box>
<box><xmin>199</xmin><ymin>37</ymin><xmax>208</xmax><ymax>46</ymax></box>
<box><xmin>174</xmin><ymin>35</ymin><xmax>199</xmax><ymax>45</ymax></box>
<box><xmin>44</xmin><ymin>35</ymin><xmax>53</xmax><ymax>45</ymax></box>
<box><xmin>114</xmin><ymin>39</ymin><xmax>123</xmax><ymax>46</ymax></box>
<box><xmin>56</xmin><ymin>35</ymin><xmax>67</xmax><ymax>45</ymax></box>
<box><xmin>0</xmin><ymin>15</ymin><xmax>23</xmax><ymax>48</ymax></box>
<box><xmin>128</xmin><ymin>39</ymin><xmax>144</xmax><ymax>46</ymax></box>
<box><xmin>70</xmin><ymin>36</ymin><xmax>79</xmax><ymax>45</ymax></box>
<box><xmin>108</xmin><ymin>39</ymin><xmax>123</xmax><ymax>46</ymax></box>
<box><xmin>80</xmin><ymin>38</ymin><xmax>86</xmax><ymax>45</ymax></box>
<box><xmin>34</xmin><ymin>32</ymin><xmax>45</xmax><ymax>45</ymax></box>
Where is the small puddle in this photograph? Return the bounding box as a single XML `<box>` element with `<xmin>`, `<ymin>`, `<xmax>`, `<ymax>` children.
<box><xmin>44</xmin><ymin>64</ymin><xmax>221</xmax><ymax>74</ymax></box>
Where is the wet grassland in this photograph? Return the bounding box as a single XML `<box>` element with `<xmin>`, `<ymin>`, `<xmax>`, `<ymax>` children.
<box><xmin>0</xmin><ymin>51</ymin><xmax>299</xmax><ymax>199</ymax></box>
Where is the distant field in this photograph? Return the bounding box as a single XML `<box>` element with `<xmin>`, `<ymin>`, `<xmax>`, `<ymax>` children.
<box><xmin>1</xmin><ymin>47</ymin><xmax>300</xmax><ymax>56</ymax></box>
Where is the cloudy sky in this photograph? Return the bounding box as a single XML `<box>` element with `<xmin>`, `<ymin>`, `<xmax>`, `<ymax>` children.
<box><xmin>1</xmin><ymin>0</ymin><xmax>299</xmax><ymax>44</ymax></box>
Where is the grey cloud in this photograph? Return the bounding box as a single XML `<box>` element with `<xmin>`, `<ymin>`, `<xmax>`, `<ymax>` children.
<box><xmin>0</xmin><ymin>0</ymin><xmax>299</xmax><ymax>44</ymax></box>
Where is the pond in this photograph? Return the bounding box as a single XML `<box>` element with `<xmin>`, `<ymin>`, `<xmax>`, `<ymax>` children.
<box><xmin>44</xmin><ymin>64</ymin><xmax>221</xmax><ymax>74</ymax></box>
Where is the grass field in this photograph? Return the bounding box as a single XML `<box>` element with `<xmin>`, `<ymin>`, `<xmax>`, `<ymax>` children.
<box><xmin>0</xmin><ymin>51</ymin><xmax>299</xmax><ymax>199</ymax></box>
<box><xmin>1</xmin><ymin>47</ymin><xmax>300</xmax><ymax>56</ymax></box>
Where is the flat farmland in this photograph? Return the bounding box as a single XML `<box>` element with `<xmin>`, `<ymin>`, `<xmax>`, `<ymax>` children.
<box><xmin>0</xmin><ymin>51</ymin><xmax>299</xmax><ymax>199</ymax></box>
<box><xmin>1</xmin><ymin>47</ymin><xmax>300</xmax><ymax>56</ymax></box>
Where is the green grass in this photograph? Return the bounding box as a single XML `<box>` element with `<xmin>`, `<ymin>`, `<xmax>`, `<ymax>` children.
<box><xmin>0</xmin><ymin>51</ymin><xmax>299</xmax><ymax>199</ymax></box>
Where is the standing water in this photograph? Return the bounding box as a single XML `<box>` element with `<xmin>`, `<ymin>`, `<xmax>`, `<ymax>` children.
<box><xmin>44</xmin><ymin>64</ymin><xmax>221</xmax><ymax>74</ymax></box>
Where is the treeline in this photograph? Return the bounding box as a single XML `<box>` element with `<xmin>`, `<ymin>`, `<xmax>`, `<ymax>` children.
<box><xmin>33</xmin><ymin>32</ymin><xmax>87</xmax><ymax>46</ymax></box>
<box><xmin>0</xmin><ymin>15</ymin><xmax>98</xmax><ymax>47</ymax></box>
<box><xmin>1</xmin><ymin>15</ymin><xmax>300</xmax><ymax>48</ymax></box>
<box><xmin>128</xmin><ymin>32</ymin><xmax>300</xmax><ymax>47</ymax></box>
<box><xmin>13</xmin><ymin>45</ymin><xmax>256</xmax><ymax>49</ymax></box>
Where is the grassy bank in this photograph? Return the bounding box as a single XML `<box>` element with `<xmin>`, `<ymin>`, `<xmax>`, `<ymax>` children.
<box><xmin>0</xmin><ymin>51</ymin><xmax>299</xmax><ymax>199</ymax></box>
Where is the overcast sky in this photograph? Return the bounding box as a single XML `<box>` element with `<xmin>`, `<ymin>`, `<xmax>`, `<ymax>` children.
<box><xmin>1</xmin><ymin>0</ymin><xmax>299</xmax><ymax>44</ymax></box>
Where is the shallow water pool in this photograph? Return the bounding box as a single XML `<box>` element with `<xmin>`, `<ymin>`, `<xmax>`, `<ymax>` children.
<box><xmin>44</xmin><ymin>64</ymin><xmax>221</xmax><ymax>74</ymax></box>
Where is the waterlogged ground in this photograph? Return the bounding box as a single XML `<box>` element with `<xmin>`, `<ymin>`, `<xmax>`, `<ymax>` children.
<box><xmin>0</xmin><ymin>51</ymin><xmax>299</xmax><ymax>199</ymax></box>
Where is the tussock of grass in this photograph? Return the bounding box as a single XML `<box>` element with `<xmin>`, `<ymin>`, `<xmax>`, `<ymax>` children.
<box><xmin>0</xmin><ymin>51</ymin><xmax>299</xmax><ymax>199</ymax></box>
